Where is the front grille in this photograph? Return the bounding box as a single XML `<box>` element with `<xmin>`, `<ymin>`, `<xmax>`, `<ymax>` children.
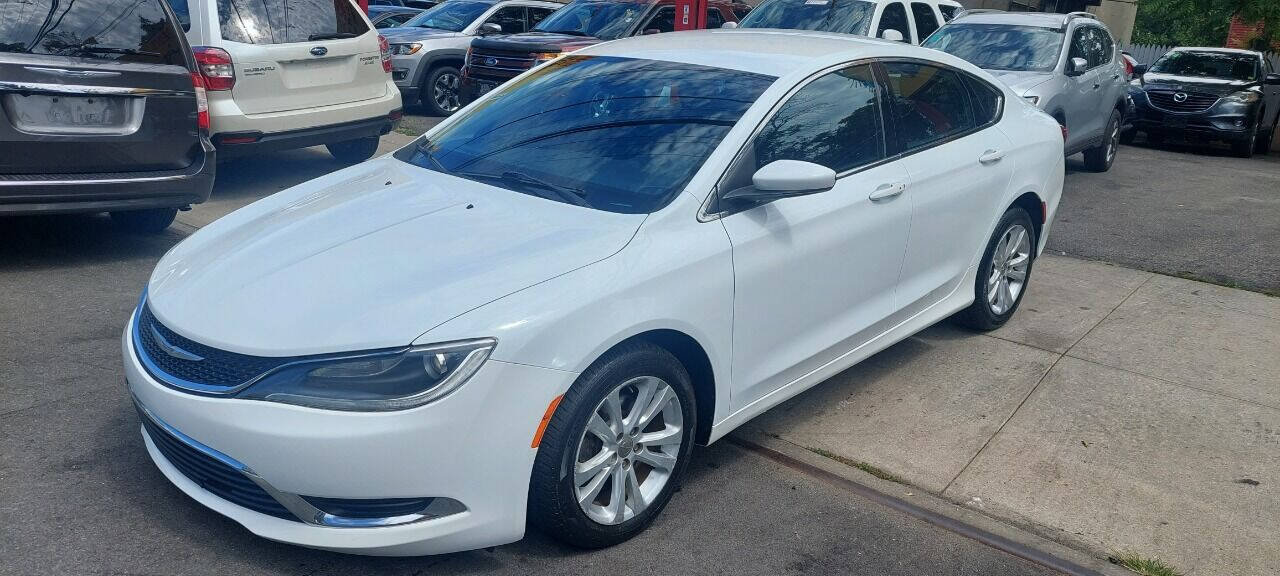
<box><xmin>136</xmin><ymin>305</ymin><xmax>290</xmax><ymax>391</ymax></box>
<box><xmin>140</xmin><ymin>413</ymin><xmax>298</xmax><ymax>522</ymax></box>
<box><xmin>1146</xmin><ymin>90</ymin><xmax>1219</xmax><ymax>113</ymax></box>
<box><xmin>468</xmin><ymin>49</ymin><xmax>535</xmax><ymax>79</ymax></box>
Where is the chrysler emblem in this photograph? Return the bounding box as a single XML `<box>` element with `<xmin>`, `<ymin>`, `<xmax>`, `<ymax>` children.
<box><xmin>150</xmin><ymin>325</ymin><xmax>204</xmax><ymax>362</ymax></box>
<box><xmin>483</xmin><ymin>57</ymin><xmax>498</xmax><ymax>67</ymax></box>
<box><xmin>1173</xmin><ymin>92</ymin><xmax>1188</xmax><ymax>102</ymax></box>
<box><xmin>310</xmin><ymin>46</ymin><xmax>328</xmax><ymax>57</ymax></box>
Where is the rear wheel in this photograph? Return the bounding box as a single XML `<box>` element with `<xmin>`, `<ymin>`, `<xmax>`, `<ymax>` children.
<box><xmin>954</xmin><ymin>207</ymin><xmax>1035</xmax><ymax>331</ymax></box>
<box><xmin>110</xmin><ymin>208</ymin><xmax>177</xmax><ymax>234</ymax></box>
<box><xmin>326</xmin><ymin>136</ymin><xmax>380</xmax><ymax>163</ymax></box>
<box><xmin>1083</xmin><ymin>109</ymin><xmax>1121</xmax><ymax>172</ymax></box>
<box><xmin>423</xmin><ymin>65</ymin><xmax>462</xmax><ymax>117</ymax></box>
<box><xmin>529</xmin><ymin>341</ymin><xmax>696</xmax><ymax>549</ymax></box>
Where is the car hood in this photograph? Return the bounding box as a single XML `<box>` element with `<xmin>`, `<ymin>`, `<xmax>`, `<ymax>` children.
<box><xmin>471</xmin><ymin>32</ymin><xmax>604</xmax><ymax>53</ymax></box>
<box><xmin>1138</xmin><ymin>73</ymin><xmax>1257</xmax><ymax>96</ymax></box>
<box><xmin>379</xmin><ymin>27</ymin><xmax>465</xmax><ymax>42</ymax></box>
<box><xmin>146</xmin><ymin>157</ymin><xmax>645</xmax><ymax>357</ymax></box>
<box><xmin>991</xmin><ymin>70</ymin><xmax>1054</xmax><ymax>95</ymax></box>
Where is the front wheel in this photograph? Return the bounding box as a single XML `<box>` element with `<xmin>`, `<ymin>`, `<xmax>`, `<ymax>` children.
<box><xmin>109</xmin><ymin>207</ymin><xmax>177</xmax><ymax>234</ymax></box>
<box><xmin>1232</xmin><ymin>127</ymin><xmax>1256</xmax><ymax>158</ymax></box>
<box><xmin>326</xmin><ymin>136</ymin><xmax>380</xmax><ymax>163</ymax></box>
<box><xmin>1083</xmin><ymin>109</ymin><xmax>1121</xmax><ymax>172</ymax></box>
<box><xmin>423</xmin><ymin>65</ymin><xmax>462</xmax><ymax>117</ymax></box>
<box><xmin>529</xmin><ymin>342</ymin><xmax>697</xmax><ymax>549</ymax></box>
<box><xmin>954</xmin><ymin>207</ymin><xmax>1036</xmax><ymax>331</ymax></box>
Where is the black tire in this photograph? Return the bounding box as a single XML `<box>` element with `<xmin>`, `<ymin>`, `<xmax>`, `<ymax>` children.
<box><xmin>529</xmin><ymin>341</ymin><xmax>697</xmax><ymax>549</ymax></box>
<box><xmin>1232</xmin><ymin>126</ymin><xmax>1256</xmax><ymax>158</ymax></box>
<box><xmin>1083</xmin><ymin>109</ymin><xmax>1121</xmax><ymax>172</ymax></box>
<box><xmin>953</xmin><ymin>207</ymin><xmax>1036</xmax><ymax>331</ymax></box>
<box><xmin>109</xmin><ymin>208</ymin><xmax>177</xmax><ymax>234</ymax></box>
<box><xmin>422</xmin><ymin>65</ymin><xmax>462</xmax><ymax>117</ymax></box>
<box><xmin>325</xmin><ymin>136</ymin><xmax>380</xmax><ymax>163</ymax></box>
<box><xmin>1119</xmin><ymin>129</ymin><xmax>1137</xmax><ymax>145</ymax></box>
<box><xmin>1256</xmin><ymin>116</ymin><xmax>1276</xmax><ymax>155</ymax></box>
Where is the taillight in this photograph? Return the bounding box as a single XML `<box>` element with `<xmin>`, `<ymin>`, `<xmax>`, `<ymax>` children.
<box><xmin>1060</xmin><ymin>123</ymin><xmax>1068</xmax><ymax>141</ymax></box>
<box><xmin>378</xmin><ymin>35</ymin><xmax>392</xmax><ymax>73</ymax></box>
<box><xmin>193</xmin><ymin>46</ymin><xmax>235</xmax><ymax>91</ymax></box>
<box><xmin>190</xmin><ymin>72</ymin><xmax>210</xmax><ymax>134</ymax></box>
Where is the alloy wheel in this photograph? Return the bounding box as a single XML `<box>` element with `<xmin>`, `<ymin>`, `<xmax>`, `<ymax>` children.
<box><xmin>987</xmin><ymin>223</ymin><xmax>1031</xmax><ymax>316</ymax></box>
<box><xmin>432</xmin><ymin>72</ymin><xmax>461</xmax><ymax>113</ymax></box>
<box><xmin>1105</xmin><ymin>119</ymin><xmax>1120</xmax><ymax>165</ymax></box>
<box><xmin>573</xmin><ymin>375</ymin><xmax>683</xmax><ymax>526</ymax></box>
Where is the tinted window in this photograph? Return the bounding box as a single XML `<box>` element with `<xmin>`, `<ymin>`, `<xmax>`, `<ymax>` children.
<box><xmin>642</xmin><ymin>6</ymin><xmax>675</xmax><ymax>33</ymax></box>
<box><xmin>170</xmin><ymin>0</ymin><xmax>193</xmax><ymax>31</ymax></box>
<box><xmin>1097</xmin><ymin>27</ymin><xmax>1113</xmax><ymax>65</ymax></box>
<box><xmin>528</xmin><ymin>7</ymin><xmax>556</xmax><ymax>28</ymax></box>
<box><xmin>738</xmin><ymin>0</ymin><xmax>876</xmax><ymax>36</ymax></box>
<box><xmin>911</xmin><ymin>3</ymin><xmax>939</xmax><ymax>41</ymax></box>
<box><xmin>707</xmin><ymin>8</ymin><xmax>725</xmax><ymax>28</ymax></box>
<box><xmin>0</xmin><ymin>0</ymin><xmax>186</xmax><ymax>65</ymax></box>
<box><xmin>963</xmin><ymin>74</ymin><xmax>1002</xmax><ymax>125</ymax></box>
<box><xmin>882</xmin><ymin>62</ymin><xmax>975</xmax><ymax>150</ymax></box>
<box><xmin>533</xmin><ymin>1</ymin><xmax>649</xmax><ymax>40</ymax></box>
<box><xmin>1149</xmin><ymin>50</ymin><xmax>1260</xmax><ymax>82</ymax></box>
<box><xmin>876</xmin><ymin>2</ymin><xmax>910</xmax><ymax>41</ymax></box>
<box><xmin>487</xmin><ymin>6</ymin><xmax>527</xmax><ymax>34</ymax></box>
<box><xmin>404</xmin><ymin>1</ymin><xmax>492</xmax><ymax>32</ymax></box>
<box><xmin>217</xmin><ymin>0</ymin><xmax>369</xmax><ymax>44</ymax></box>
<box><xmin>408</xmin><ymin>56</ymin><xmax>775</xmax><ymax>214</ymax></box>
<box><xmin>756</xmin><ymin>65</ymin><xmax>884</xmax><ymax>173</ymax></box>
<box><xmin>923</xmin><ymin>24</ymin><xmax>1063</xmax><ymax>72</ymax></box>
<box><xmin>938</xmin><ymin>4</ymin><xmax>959</xmax><ymax>21</ymax></box>
<box><xmin>1067</xmin><ymin>26</ymin><xmax>1106</xmax><ymax>70</ymax></box>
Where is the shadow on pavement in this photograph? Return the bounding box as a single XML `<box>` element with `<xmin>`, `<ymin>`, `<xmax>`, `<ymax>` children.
<box><xmin>0</xmin><ymin>213</ymin><xmax>181</xmax><ymax>272</ymax></box>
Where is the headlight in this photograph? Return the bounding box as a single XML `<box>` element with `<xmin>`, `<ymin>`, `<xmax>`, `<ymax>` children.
<box><xmin>532</xmin><ymin>51</ymin><xmax>560</xmax><ymax>65</ymax></box>
<box><xmin>1023</xmin><ymin>95</ymin><xmax>1040</xmax><ymax>107</ymax></box>
<box><xmin>1224</xmin><ymin>90</ymin><xmax>1260</xmax><ymax>104</ymax></box>
<box><xmin>237</xmin><ymin>338</ymin><xmax>496</xmax><ymax>411</ymax></box>
<box><xmin>390</xmin><ymin>43</ymin><xmax>422</xmax><ymax>55</ymax></box>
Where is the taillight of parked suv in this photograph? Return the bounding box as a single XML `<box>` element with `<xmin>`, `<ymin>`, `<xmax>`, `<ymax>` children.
<box><xmin>191</xmin><ymin>73</ymin><xmax>211</xmax><ymax>135</ymax></box>
<box><xmin>379</xmin><ymin>35</ymin><xmax>393</xmax><ymax>73</ymax></box>
<box><xmin>193</xmin><ymin>47</ymin><xmax>236</xmax><ymax>91</ymax></box>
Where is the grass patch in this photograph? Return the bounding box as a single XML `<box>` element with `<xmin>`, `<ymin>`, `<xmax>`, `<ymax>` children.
<box><xmin>394</xmin><ymin>124</ymin><xmax>424</xmax><ymax>137</ymax></box>
<box><xmin>1110</xmin><ymin>551</ymin><xmax>1183</xmax><ymax>576</ymax></box>
<box><xmin>805</xmin><ymin>447</ymin><xmax>906</xmax><ymax>484</ymax></box>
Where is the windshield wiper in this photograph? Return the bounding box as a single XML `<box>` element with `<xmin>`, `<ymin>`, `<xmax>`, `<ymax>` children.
<box><xmin>308</xmin><ymin>32</ymin><xmax>360</xmax><ymax>41</ymax></box>
<box><xmin>415</xmin><ymin>138</ymin><xmax>448</xmax><ymax>173</ymax></box>
<box><xmin>459</xmin><ymin>170</ymin><xmax>591</xmax><ymax>208</ymax></box>
<box><xmin>74</xmin><ymin>46</ymin><xmax>161</xmax><ymax>56</ymax></box>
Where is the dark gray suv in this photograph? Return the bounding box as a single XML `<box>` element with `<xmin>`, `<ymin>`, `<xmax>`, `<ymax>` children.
<box><xmin>924</xmin><ymin>11</ymin><xmax>1129</xmax><ymax>171</ymax></box>
<box><xmin>0</xmin><ymin>0</ymin><xmax>215</xmax><ymax>233</ymax></box>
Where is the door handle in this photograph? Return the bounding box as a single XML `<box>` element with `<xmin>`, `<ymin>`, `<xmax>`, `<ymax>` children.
<box><xmin>869</xmin><ymin>182</ymin><xmax>906</xmax><ymax>201</ymax></box>
<box><xmin>978</xmin><ymin>149</ymin><xmax>1004</xmax><ymax>164</ymax></box>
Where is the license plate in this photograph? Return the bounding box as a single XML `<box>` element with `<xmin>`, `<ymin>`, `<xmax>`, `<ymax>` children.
<box><xmin>1165</xmin><ymin>115</ymin><xmax>1188</xmax><ymax>128</ymax></box>
<box><xmin>5</xmin><ymin>94</ymin><xmax>134</xmax><ymax>134</ymax></box>
<box><xmin>476</xmin><ymin>81</ymin><xmax>497</xmax><ymax>96</ymax></box>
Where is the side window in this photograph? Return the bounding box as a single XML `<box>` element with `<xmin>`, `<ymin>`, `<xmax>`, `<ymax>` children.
<box><xmin>755</xmin><ymin>65</ymin><xmax>885</xmax><ymax>173</ymax></box>
<box><xmin>642</xmin><ymin>6</ymin><xmax>676</xmax><ymax>33</ymax></box>
<box><xmin>876</xmin><ymin>2</ymin><xmax>911</xmax><ymax>41</ymax></box>
<box><xmin>1095</xmin><ymin>27</ymin><xmax>1113</xmax><ymax>66</ymax></box>
<box><xmin>528</xmin><ymin>6</ymin><xmax>555</xmax><ymax>28</ymax></box>
<box><xmin>938</xmin><ymin>4</ymin><xmax>959</xmax><ymax>21</ymax></box>
<box><xmin>882</xmin><ymin>61</ymin><xmax>976</xmax><ymax>151</ymax></box>
<box><xmin>487</xmin><ymin>6</ymin><xmax>528</xmax><ymax>34</ymax></box>
<box><xmin>706</xmin><ymin>8</ymin><xmax>725</xmax><ymax>29</ymax></box>
<box><xmin>169</xmin><ymin>0</ymin><xmax>192</xmax><ymax>30</ymax></box>
<box><xmin>1069</xmin><ymin>27</ymin><xmax>1106</xmax><ymax>70</ymax></box>
<box><xmin>1068</xmin><ymin>27</ymin><xmax>1089</xmax><ymax>67</ymax></box>
<box><xmin>963</xmin><ymin>74</ymin><xmax>1003</xmax><ymax>126</ymax></box>
<box><xmin>910</xmin><ymin>3</ymin><xmax>939</xmax><ymax>41</ymax></box>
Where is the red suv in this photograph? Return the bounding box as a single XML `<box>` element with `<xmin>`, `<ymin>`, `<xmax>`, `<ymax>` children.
<box><xmin>462</xmin><ymin>0</ymin><xmax>749</xmax><ymax>101</ymax></box>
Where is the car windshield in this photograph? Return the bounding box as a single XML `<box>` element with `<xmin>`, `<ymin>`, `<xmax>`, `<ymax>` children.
<box><xmin>922</xmin><ymin>24</ymin><xmax>1063</xmax><ymax>72</ymax></box>
<box><xmin>737</xmin><ymin>0</ymin><xmax>875</xmax><ymax>35</ymax></box>
<box><xmin>1149</xmin><ymin>51</ymin><xmax>1259</xmax><ymax>81</ymax></box>
<box><xmin>405</xmin><ymin>55</ymin><xmax>775</xmax><ymax>214</ymax></box>
<box><xmin>404</xmin><ymin>1</ymin><xmax>491</xmax><ymax>31</ymax></box>
<box><xmin>533</xmin><ymin>1</ymin><xmax>650</xmax><ymax>40</ymax></box>
<box><xmin>0</xmin><ymin>0</ymin><xmax>186</xmax><ymax>65</ymax></box>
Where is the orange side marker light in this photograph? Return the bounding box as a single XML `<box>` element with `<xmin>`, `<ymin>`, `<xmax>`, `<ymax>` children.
<box><xmin>531</xmin><ymin>394</ymin><xmax>564</xmax><ymax>448</ymax></box>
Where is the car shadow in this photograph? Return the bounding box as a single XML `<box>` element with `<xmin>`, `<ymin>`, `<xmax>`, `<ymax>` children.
<box><xmin>0</xmin><ymin>213</ymin><xmax>181</xmax><ymax>272</ymax></box>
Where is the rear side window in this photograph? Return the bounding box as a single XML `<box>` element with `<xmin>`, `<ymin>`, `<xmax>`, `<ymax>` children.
<box><xmin>876</xmin><ymin>2</ymin><xmax>910</xmax><ymax>41</ymax></box>
<box><xmin>707</xmin><ymin>8</ymin><xmax>725</xmax><ymax>28</ymax></box>
<box><xmin>643</xmin><ymin>6</ymin><xmax>676</xmax><ymax>34</ymax></box>
<box><xmin>529</xmin><ymin>7</ymin><xmax>556</xmax><ymax>28</ymax></box>
<box><xmin>882</xmin><ymin>61</ymin><xmax>976</xmax><ymax>151</ymax></box>
<box><xmin>756</xmin><ymin>65</ymin><xmax>885</xmax><ymax>173</ymax></box>
<box><xmin>486</xmin><ymin>6</ymin><xmax>528</xmax><ymax>34</ymax></box>
<box><xmin>217</xmin><ymin>0</ymin><xmax>370</xmax><ymax>44</ymax></box>
<box><xmin>0</xmin><ymin>0</ymin><xmax>186</xmax><ymax>65</ymax></box>
<box><xmin>963</xmin><ymin>74</ymin><xmax>1002</xmax><ymax>126</ymax></box>
<box><xmin>938</xmin><ymin>4</ymin><xmax>959</xmax><ymax>21</ymax></box>
<box><xmin>910</xmin><ymin>3</ymin><xmax>939</xmax><ymax>40</ymax></box>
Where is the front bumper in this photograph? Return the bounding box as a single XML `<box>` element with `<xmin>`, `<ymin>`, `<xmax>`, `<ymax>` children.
<box><xmin>122</xmin><ymin>317</ymin><xmax>572</xmax><ymax>555</ymax></box>
<box><xmin>0</xmin><ymin>138</ymin><xmax>215</xmax><ymax>215</ymax></box>
<box><xmin>1132</xmin><ymin>92</ymin><xmax>1259</xmax><ymax>141</ymax></box>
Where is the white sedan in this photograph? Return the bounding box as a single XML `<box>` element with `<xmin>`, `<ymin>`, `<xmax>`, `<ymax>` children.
<box><xmin>124</xmin><ymin>30</ymin><xmax>1063</xmax><ymax>555</ymax></box>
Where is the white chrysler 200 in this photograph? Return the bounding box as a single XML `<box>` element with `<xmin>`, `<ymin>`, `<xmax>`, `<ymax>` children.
<box><xmin>124</xmin><ymin>30</ymin><xmax>1063</xmax><ymax>555</ymax></box>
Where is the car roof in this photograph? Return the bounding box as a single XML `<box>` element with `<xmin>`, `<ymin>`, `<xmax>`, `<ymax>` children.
<box><xmin>577</xmin><ymin>29</ymin><xmax>946</xmax><ymax>77</ymax></box>
<box><xmin>1170</xmin><ymin>46</ymin><xmax>1263</xmax><ymax>57</ymax></box>
<box><xmin>952</xmin><ymin>11</ymin><xmax>1071</xmax><ymax>28</ymax></box>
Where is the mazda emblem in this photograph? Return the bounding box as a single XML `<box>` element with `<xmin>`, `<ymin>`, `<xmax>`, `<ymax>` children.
<box><xmin>310</xmin><ymin>46</ymin><xmax>328</xmax><ymax>57</ymax></box>
<box><xmin>483</xmin><ymin>57</ymin><xmax>498</xmax><ymax>67</ymax></box>
<box><xmin>1173</xmin><ymin>92</ymin><xmax>1188</xmax><ymax>103</ymax></box>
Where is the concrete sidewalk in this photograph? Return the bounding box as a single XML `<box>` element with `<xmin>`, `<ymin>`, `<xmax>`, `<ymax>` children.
<box><xmin>746</xmin><ymin>254</ymin><xmax>1279</xmax><ymax>576</ymax></box>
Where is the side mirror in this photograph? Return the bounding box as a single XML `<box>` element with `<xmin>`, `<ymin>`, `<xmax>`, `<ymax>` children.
<box><xmin>720</xmin><ymin>21</ymin><xmax>738</xmax><ymax>29</ymax></box>
<box><xmin>478</xmin><ymin>22</ymin><xmax>502</xmax><ymax>35</ymax></box>
<box><xmin>881</xmin><ymin>29</ymin><xmax>904</xmax><ymax>42</ymax></box>
<box><xmin>1132</xmin><ymin>63</ymin><xmax>1147</xmax><ymax>76</ymax></box>
<box><xmin>1266</xmin><ymin>73</ymin><xmax>1280</xmax><ymax>85</ymax></box>
<box><xmin>1065</xmin><ymin>57</ymin><xmax>1088</xmax><ymax>76</ymax></box>
<box><xmin>721</xmin><ymin>160</ymin><xmax>837</xmax><ymax>203</ymax></box>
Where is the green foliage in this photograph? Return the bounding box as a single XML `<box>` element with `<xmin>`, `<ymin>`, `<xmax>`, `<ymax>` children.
<box><xmin>1133</xmin><ymin>0</ymin><xmax>1280</xmax><ymax>48</ymax></box>
<box><xmin>1111</xmin><ymin>551</ymin><xmax>1183</xmax><ymax>576</ymax></box>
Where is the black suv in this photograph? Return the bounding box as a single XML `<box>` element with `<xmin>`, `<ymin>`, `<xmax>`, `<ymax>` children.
<box><xmin>1</xmin><ymin>0</ymin><xmax>216</xmax><ymax>232</ymax></box>
<box><xmin>1129</xmin><ymin>47</ymin><xmax>1280</xmax><ymax>157</ymax></box>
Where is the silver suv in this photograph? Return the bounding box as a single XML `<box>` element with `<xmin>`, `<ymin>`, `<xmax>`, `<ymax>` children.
<box><xmin>924</xmin><ymin>11</ymin><xmax>1128</xmax><ymax>171</ymax></box>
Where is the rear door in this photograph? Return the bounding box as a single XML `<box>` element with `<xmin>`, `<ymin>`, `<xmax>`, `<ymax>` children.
<box><xmin>0</xmin><ymin>0</ymin><xmax>202</xmax><ymax>175</ymax></box>
<box><xmin>213</xmin><ymin>0</ymin><xmax>388</xmax><ymax>115</ymax></box>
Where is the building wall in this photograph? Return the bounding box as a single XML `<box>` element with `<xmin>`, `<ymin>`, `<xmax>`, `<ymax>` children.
<box><xmin>1088</xmin><ymin>0</ymin><xmax>1138</xmax><ymax>44</ymax></box>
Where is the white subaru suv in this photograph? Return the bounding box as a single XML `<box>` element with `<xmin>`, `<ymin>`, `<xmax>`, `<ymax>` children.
<box><xmin>170</xmin><ymin>0</ymin><xmax>403</xmax><ymax>162</ymax></box>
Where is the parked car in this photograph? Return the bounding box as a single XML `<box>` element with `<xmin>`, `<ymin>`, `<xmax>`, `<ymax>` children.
<box><xmin>462</xmin><ymin>0</ymin><xmax>749</xmax><ymax>102</ymax></box>
<box><xmin>0</xmin><ymin>0</ymin><xmax>214</xmax><ymax>232</ymax></box>
<box><xmin>370</xmin><ymin>5</ymin><xmax>426</xmax><ymax>28</ymax></box>
<box><xmin>124</xmin><ymin>30</ymin><xmax>1063</xmax><ymax>555</ymax></box>
<box><xmin>923</xmin><ymin>11</ymin><xmax>1129</xmax><ymax>171</ymax></box>
<box><xmin>737</xmin><ymin>0</ymin><xmax>964</xmax><ymax>44</ymax></box>
<box><xmin>169</xmin><ymin>0</ymin><xmax>403</xmax><ymax>162</ymax></box>
<box><xmin>385</xmin><ymin>0</ymin><xmax>564</xmax><ymax>115</ymax></box>
<box><xmin>1127</xmin><ymin>47</ymin><xmax>1280</xmax><ymax>157</ymax></box>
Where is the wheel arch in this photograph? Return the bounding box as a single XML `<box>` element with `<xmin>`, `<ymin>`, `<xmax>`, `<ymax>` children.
<box><xmin>593</xmin><ymin>329</ymin><xmax>717</xmax><ymax>446</ymax></box>
<box><xmin>414</xmin><ymin>51</ymin><xmax>467</xmax><ymax>86</ymax></box>
<box><xmin>1010</xmin><ymin>190</ymin><xmax>1045</xmax><ymax>247</ymax></box>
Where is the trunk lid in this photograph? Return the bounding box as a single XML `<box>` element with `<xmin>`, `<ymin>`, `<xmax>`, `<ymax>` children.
<box><xmin>223</xmin><ymin>34</ymin><xmax>389</xmax><ymax>115</ymax></box>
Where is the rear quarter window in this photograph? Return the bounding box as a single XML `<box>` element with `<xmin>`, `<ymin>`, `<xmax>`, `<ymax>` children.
<box><xmin>217</xmin><ymin>0</ymin><xmax>370</xmax><ymax>44</ymax></box>
<box><xmin>0</xmin><ymin>0</ymin><xmax>187</xmax><ymax>65</ymax></box>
